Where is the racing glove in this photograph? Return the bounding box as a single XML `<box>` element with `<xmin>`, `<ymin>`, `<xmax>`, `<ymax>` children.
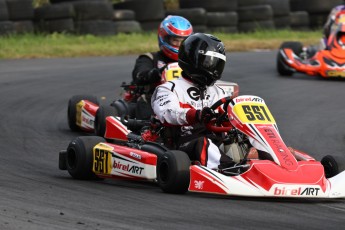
<box><xmin>136</xmin><ymin>68</ymin><xmax>161</xmax><ymax>84</ymax></box>
<box><xmin>186</xmin><ymin>107</ymin><xmax>216</xmax><ymax>125</ymax></box>
<box><xmin>146</xmin><ymin>68</ymin><xmax>161</xmax><ymax>83</ymax></box>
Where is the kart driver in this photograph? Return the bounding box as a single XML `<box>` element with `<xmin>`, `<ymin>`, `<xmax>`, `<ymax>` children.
<box><xmin>151</xmin><ymin>33</ymin><xmax>235</xmax><ymax>170</ymax></box>
<box><xmin>132</xmin><ymin>15</ymin><xmax>193</xmax><ymax>120</ymax></box>
<box><xmin>323</xmin><ymin>2</ymin><xmax>345</xmax><ymax>48</ymax></box>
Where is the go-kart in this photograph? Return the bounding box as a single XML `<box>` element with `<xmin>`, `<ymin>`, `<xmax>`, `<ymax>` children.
<box><xmin>59</xmin><ymin>94</ymin><xmax>345</xmax><ymax>198</ymax></box>
<box><xmin>277</xmin><ymin>23</ymin><xmax>345</xmax><ymax>78</ymax></box>
<box><xmin>67</xmin><ymin>62</ymin><xmax>183</xmax><ymax>136</ymax></box>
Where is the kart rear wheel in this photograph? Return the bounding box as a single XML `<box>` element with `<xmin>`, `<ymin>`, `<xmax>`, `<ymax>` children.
<box><xmin>157</xmin><ymin>150</ymin><xmax>190</xmax><ymax>194</ymax></box>
<box><xmin>321</xmin><ymin>155</ymin><xmax>345</xmax><ymax>178</ymax></box>
<box><xmin>276</xmin><ymin>41</ymin><xmax>303</xmax><ymax>76</ymax></box>
<box><xmin>66</xmin><ymin>136</ymin><xmax>105</xmax><ymax>179</ymax></box>
<box><xmin>94</xmin><ymin>105</ymin><xmax>118</xmax><ymax>137</ymax></box>
<box><xmin>280</xmin><ymin>41</ymin><xmax>303</xmax><ymax>54</ymax></box>
<box><xmin>67</xmin><ymin>95</ymin><xmax>99</xmax><ymax>131</ymax></box>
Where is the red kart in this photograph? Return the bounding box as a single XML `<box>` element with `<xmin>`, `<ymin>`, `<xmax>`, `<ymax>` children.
<box><xmin>59</xmin><ymin>94</ymin><xmax>345</xmax><ymax>198</ymax></box>
<box><xmin>277</xmin><ymin>23</ymin><xmax>345</xmax><ymax>78</ymax></box>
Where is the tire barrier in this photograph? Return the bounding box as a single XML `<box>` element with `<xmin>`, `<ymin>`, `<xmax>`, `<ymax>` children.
<box><xmin>113</xmin><ymin>0</ymin><xmax>164</xmax><ymax>31</ymax></box>
<box><xmin>166</xmin><ymin>8</ymin><xmax>207</xmax><ymax>32</ymax></box>
<box><xmin>290</xmin><ymin>0</ymin><xmax>343</xmax><ymax>28</ymax></box>
<box><xmin>290</xmin><ymin>11</ymin><xmax>310</xmax><ymax>31</ymax></box>
<box><xmin>0</xmin><ymin>0</ymin><xmax>342</xmax><ymax>36</ymax></box>
<box><xmin>0</xmin><ymin>0</ymin><xmax>33</xmax><ymax>35</ymax></box>
<box><xmin>179</xmin><ymin>0</ymin><xmax>238</xmax><ymax>12</ymax></box>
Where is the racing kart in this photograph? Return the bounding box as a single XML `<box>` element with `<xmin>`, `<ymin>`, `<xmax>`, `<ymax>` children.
<box><xmin>59</xmin><ymin>94</ymin><xmax>345</xmax><ymax>198</ymax></box>
<box><xmin>67</xmin><ymin>62</ymin><xmax>183</xmax><ymax>136</ymax></box>
<box><xmin>277</xmin><ymin>23</ymin><xmax>345</xmax><ymax>78</ymax></box>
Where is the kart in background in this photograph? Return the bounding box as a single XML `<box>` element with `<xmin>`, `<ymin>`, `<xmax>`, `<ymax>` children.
<box><xmin>59</xmin><ymin>93</ymin><xmax>345</xmax><ymax>198</ymax></box>
<box><xmin>67</xmin><ymin>62</ymin><xmax>183</xmax><ymax>136</ymax></box>
<box><xmin>277</xmin><ymin>23</ymin><xmax>345</xmax><ymax>78</ymax></box>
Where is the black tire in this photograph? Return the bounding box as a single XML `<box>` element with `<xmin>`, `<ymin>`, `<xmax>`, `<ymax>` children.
<box><xmin>274</xmin><ymin>16</ymin><xmax>290</xmax><ymax>29</ymax></box>
<box><xmin>276</xmin><ymin>41</ymin><xmax>303</xmax><ymax>76</ymax></box>
<box><xmin>66</xmin><ymin>136</ymin><xmax>105</xmax><ymax>180</ymax></box>
<box><xmin>239</xmin><ymin>0</ymin><xmax>290</xmax><ymax>17</ymax></box>
<box><xmin>179</xmin><ymin>0</ymin><xmax>238</xmax><ymax>12</ymax></box>
<box><xmin>139</xmin><ymin>20</ymin><xmax>161</xmax><ymax>31</ymax></box>
<box><xmin>308</xmin><ymin>13</ymin><xmax>328</xmax><ymax>29</ymax></box>
<box><xmin>38</xmin><ymin>18</ymin><xmax>75</xmax><ymax>33</ymax></box>
<box><xmin>206</xmin><ymin>11</ymin><xmax>238</xmax><ymax>27</ymax></box>
<box><xmin>34</xmin><ymin>4</ymin><xmax>75</xmax><ymax>21</ymax></box>
<box><xmin>166</xmin><ymin>8</ymin><xmax>207</xmax><ymax>25</ymax></box>
<box><xmin>113</xmin><ymin>10</ymin><xmax>135</xmax><ymax>21</ymax></box>
<box><xmin>13</xmin><ymin>20</ymin><xmax>34</xmax><ymax>34</ymax></box>
<box><xmin>238</xmin><ymin>5</ymin><xmax>273</xmax><ymax>22</ymax></box>
<box><xmin>290</xmin><ymin>0</ymin><xmax>341</xmax><ymax>14</ymax></box>
<box><xmin>321</xmin><ymin>155</ymin><xmax>345</xmax><ymax>178</ymax></box>
<box><xmin>207</xmin><ymin>26</ymin><xmax>238</xmax><ymax>33</ymax></box>
<box><xmin>113</xmin><ymin>20</ymin><xmax>142</xmax><ymax>34</ymax></box>
<box><xmin>0</xmin><ymin>21</ymin><xmax>15</xmax><ymax>35</ymax></box>
<box><xmin>67</xmin><ymin>94</ymin><xmax>99</xmax><ymax>132</ymax></box>
<box><xmin>5</xmin><ymin>0</ymin><xmax>34</xmax><ymax>21</ymax></box>
<box><xmin>0</xmin><ymin>0</ymin><xmax>9</xmax><ymax>21</ymax></box>
<box><xmin>277</xmin><ymin>51</ymin><xmax>293</xmax><ymax>76</ymax></box>
<box><xmin>94</xmin><ymin>105</ymin><xmax>118</xmax><ymax>137</ymax></box>
<box><xmin>75</xmin><ymin>20</ymin><xmax>116</xmax><ymax>36</ymax></box>
<box><xmin>238</xmin><ymin>20</ymin><xmax>275</xmax><ymax>32</ymax></box>
<box><xmin>113</xmin><ymin>0</ymin><xmax>165</xmax><ymax>22</ymax></box>
<box><xmin>73</xmin><ymin>1</ymin><xmax>113</xmax><ymax>21</ymax></box>
<box><xmin>157</xmin><ymin>150</ymin><xmax>190</xmax><ymax>194</ymax></box>
<box><xmin>280</xmin><ymin>41</ymin><xmax>303</xmax><ymax>55</ymax></box>
<box><xmin>290</xmin><ymin>11</ymin><xmax>310</xmax><ymax>28</ymax></box>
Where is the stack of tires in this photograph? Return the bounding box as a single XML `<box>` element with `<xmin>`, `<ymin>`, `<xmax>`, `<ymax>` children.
<box><xmin>34</xmin><ymin>0</ymin><xmax>142</xmax><ymax>35</ymax></box>
<box><xmin>290</xmin><ymin>0</ymin><xmax>342</xmax><ymax>28</ymax></box>
<box><xmin>0</xmin><ymin>0</ymin><xmax>34</xmax><ymax>35</ymax></box>
<box><xmin>166</xmin><ymin>7</ymin><xmax>207</xmax><ymax>33</ymax></box>
<box><xmin>237</xmin><ymin>0</ymin><xmax>275</xmax><ymax>32</ymax></box>
<box><xmin>46</xmin><ymin>0</ymin><xmax>115</xmax><ymax>35</ymax></box>
<box><xmin>34</xmin><ymin>4</ymin><xmax>75</xmax><ymax>33</ymax></box>
<box><xmin>113</xmin><ymin>0</ymin><xmax>165</xmax><ymax>31</ymax></box>
<box><xmin>178</xmin><ymin>0</ymin><xmax>238</xmax><ymax>33</ymax></box>
<box><xmin>290</xmin><ymin>11</ymin><xmax>310</xmax><ymax>31</ymax></box>
<box><xmin>112</xmin><ymin>9</ymin><xmax>141</xmax><ymax>34</ymax></box>
<box><xmin>0</xmin><ymin>0</ymin><xmax>13</xmax><ymax>35</ymax></box>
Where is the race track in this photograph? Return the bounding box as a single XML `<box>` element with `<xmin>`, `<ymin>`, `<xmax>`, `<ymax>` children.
<box><xmin>0</xmin><ymin>51</ymin><xmax>344</xmax><ymax>230</ymax></box>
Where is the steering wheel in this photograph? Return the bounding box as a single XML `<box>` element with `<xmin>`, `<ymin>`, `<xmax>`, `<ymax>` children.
<box><xmin>206</xmin><ymin>96</ymin><xmax>234</xmax><ymax>133</ymax></box>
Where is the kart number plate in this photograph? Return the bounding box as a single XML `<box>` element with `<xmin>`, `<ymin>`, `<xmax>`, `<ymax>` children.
<box><xmin>93</xmin><ymin>148</ymin><xmax>112</xmax><ymax>174</ymax></box>
<box><xmin>233</xmin><ymin>103</ymin><xmax>275</xmax><ymax>124</ymax></box>
<box><xmin>165</xmin><ymin>68</ymin><xmax>182</xmax><ymax>81</ymax></box>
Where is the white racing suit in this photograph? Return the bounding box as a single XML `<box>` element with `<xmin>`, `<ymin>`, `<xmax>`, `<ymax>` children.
<box><xmin>151</xmin><ymin>77</ymin><xmax>232</xmax><ymax>169</ymax></box>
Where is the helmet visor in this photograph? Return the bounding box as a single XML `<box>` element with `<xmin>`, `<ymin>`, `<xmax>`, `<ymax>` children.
<box><xmin>200</xmin><ymin>51</ymin><xmax>226</xmax><ymax>80</ymax></box>
<box><xmin>165</xmin><ymin>35</ymin><xmax>186</xmax><ymax>47</ymax></box>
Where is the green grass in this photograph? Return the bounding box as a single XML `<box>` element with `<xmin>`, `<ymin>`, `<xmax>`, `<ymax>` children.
<box><xmin>0</xmin><ymin>30</ymin><xmax>322</xmax><ymax>59</ymax></box>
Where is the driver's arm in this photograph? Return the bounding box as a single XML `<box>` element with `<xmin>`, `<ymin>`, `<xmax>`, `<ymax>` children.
<box><xmin>132</xmin><ymin>54</ymin><xmax>161</xmax><ymax>85</ymax></box>
<box><xmin>151</xmin><ymin>82</ymin><xmax>191</xmax><ymax>126</ymax></box>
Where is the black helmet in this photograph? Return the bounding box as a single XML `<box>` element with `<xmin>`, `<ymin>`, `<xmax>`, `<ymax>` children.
<box><xmin>178</xmin><ymin>33</ymin><xmax>226</xmax><ymax>87</ymax></box>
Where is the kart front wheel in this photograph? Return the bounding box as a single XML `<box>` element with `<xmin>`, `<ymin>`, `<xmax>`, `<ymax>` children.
<box><xmin>321</xmin><ymin>155</ymin><xmax>345</xmax><ymax>178</ymax></box>
<box><xmin>276</xmin><ymin>41</ymin><xmax>303</xmax><ymax>76</ymax></box>
<box><xmin>66</xmin><ymin>136</ymin><xmax>105</xmax><ymax>179</ymax></box>
<box><xmin>67</xmin><ymin>95</ymin><xmax>99</xmax><ymax>131</ymax></box>
<box><xmin>157</xmin><ymin>150</ymin><xmax>190</xmax><ymax>194</ymax></box>
<box><xmin>94</xmin><ymin>105</ymin><xmax>118</xmax><ymax>137</ymax></box>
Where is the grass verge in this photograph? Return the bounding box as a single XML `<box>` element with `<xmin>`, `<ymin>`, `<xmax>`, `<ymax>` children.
<box><xmin>0</xmin><ymin>30</ymin><xmax>322</xmax><ymax>59</ymax></box>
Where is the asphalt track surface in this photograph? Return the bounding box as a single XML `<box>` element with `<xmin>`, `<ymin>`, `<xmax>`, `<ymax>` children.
<box><xmin>0</xmin><ymin>51</ymin><xmax>344</xmax><ymax>230</ymax></box>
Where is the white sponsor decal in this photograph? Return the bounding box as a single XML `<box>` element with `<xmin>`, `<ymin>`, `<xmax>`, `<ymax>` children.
<box><xmin>194</xmin><ymin>180</ymin><xmax>205</xmax><ymax>190</ymax></box>
<box><xmin>204</xmin><ymin>51</ymin><xmax>226</xmax><ymax>61</ymax></box>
